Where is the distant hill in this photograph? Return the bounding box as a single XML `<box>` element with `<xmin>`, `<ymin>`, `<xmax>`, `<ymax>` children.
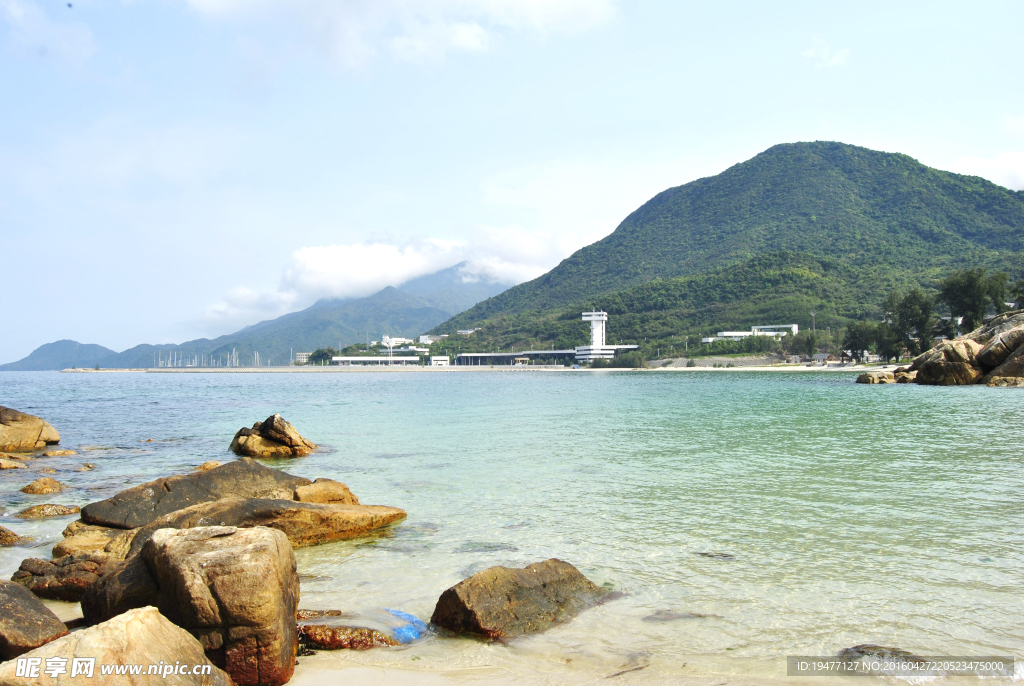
<box><xmin>434</xmin><ymin>141</ymin><xmax>1024</xmax><ymax>346</ymax></box>
<box><xmin>0</xmin><ymin>340</ymin><xmax>117</xmax><ymax>371</ymax></box>
<box><xmin>2</xmin><ymin>264</ymin><xmax>512</xmax><ymax>370</ymax></box>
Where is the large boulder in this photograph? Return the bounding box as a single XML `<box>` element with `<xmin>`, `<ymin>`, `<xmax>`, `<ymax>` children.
<box><xmin>976</xmin><ymin>325</ymin><xmax>1024</xmax><ymax>370</ymax></box>
<box><xmin>80</xmin><ymin>457</ymin><xmax>311</xmax><ymax>529</ymax></box>
<box><xmin>430</xmin><ymin>559</ymin><xmax>607</xmax><ymax>639</ymax></box>
<box><xmin>10</xmin><ymin>552</ymin><xmax>121</xmax><ymax>602</ymax></box>
<box><xmin>81</xmin><ymin>554</ymin><xmax>160</xmax><ymax>625</ymax></box>
<box><xmin>230</xmin><ymin>414</ymin><xmax>317</xmax><ymax>459</ymax></box>
<box><xmin>983</xmin><ymin>344</ymin><xmax>1024</xmax><ymax>386</ymax></box>
<box><xmin>126</xmin><ymin>497</ymin><xmax>407</xmax><ymax>557</ymax></box>
<box><xmin>0</xmin><ymin>606</ymin><xmax>232</xmax><ymax>686</ymax></box>
<box><xmin>0</xmin><ymin>580</ymin><xmax>69</xmax><ymax>659</ymax></box>
<box><xmin>856</xmin><ymin>371</ymin><xmax>894</xmax><ymax>384</ymax></box>
<box><xmin>910</xmin><ymin>338</ymin><xmax>985</xmax><ymax>385</ymax></box>
<box><xmin>20</xmin><ymin>477</ymin><xmax>66</xmax><ymax>495</ymax></box>
<box><xmin>141</xmin><ymin>526</ymin><xmax>299</xmax><ymax>686</ymax></box>
<box><xmin>962</xmin><ymin>311</ymin><xmax>1024</xmax><ymax>344</ymax></box>
<box><xmin>0</xmin><ymin>406</ymin><xmax>60</xmax><ymax>453</ymax></box>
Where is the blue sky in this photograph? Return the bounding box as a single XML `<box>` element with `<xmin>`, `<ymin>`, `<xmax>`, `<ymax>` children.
<box><xmin>2</xmin><ymin>0</ymin><xmax>1023</xmax><ymax>362</ymax></box>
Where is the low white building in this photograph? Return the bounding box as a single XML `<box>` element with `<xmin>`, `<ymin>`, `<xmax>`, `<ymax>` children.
<box><xmin>418</xmin><ymin>334</ymin><xmax>448</xmax><ymax>344</ymax></box>
<box><xmin>294</xmin><ymin>352</ymin><xmax>311</xmax><ymax>364</ymax></box>
<box><xmin>456</xmin><ymin>329</ymin><xmax>478</xmax><ymax>336</ymax></box>
<box><xmin>703</xmin><ymin>324</ymin><xmax>798</xmax><ymax>344</ymax></box>
<box><xmin>331</xmin><ymin>356</ymin><xmax>421</xmax><ymax>366</ymax></box>
<box><xmin>430</xmin><ymin>356</ymin><xmax>450</xmax><ymax>367</ymax></box>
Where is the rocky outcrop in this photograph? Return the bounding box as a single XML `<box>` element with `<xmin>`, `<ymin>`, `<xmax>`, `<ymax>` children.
<box><xmin>126</xmin><ymin>497</ymin><xmax>407</xmax><ymax>557</ymax></box>
<box><xmin>298</xmin><ymin>624</ymin><xmax>398</xmax><ymax>650</ymax></box>
<box><xmin>15</xmin><ymin>504</ymin><xmax>80</xmax><ymax>519</ymax></box>
<box><xmin>0</xmin><ymin>406</ymin><xmax>60</xmax><ymax>453</ymax></box>
<box><xmin>0</xmin><ymin>606</ymin><xmax>232</xmax><ymax>686</ymax></box>
<box><xmin>894</xmin><ymin>369</ymin><xmax>917</xmax><ymax>383</ymax></box>
<box><xmin>430</xmin><ymin>559</ymin><xmax>606</xmax><ymax>639</ymax></box>
<box><xmin>142</xmin><ymin>527</ymin><xmax>299</xmax><ymax>686</ymax></box>
<box><xmin>230</xmin><ymin>414</ymin><xmax>316</xmax><ymax>459</ymax></box>
<box><xmin>11</xmin><ymin>552</ymin><xmax>121</xmax><ymax>601</ymax></box>
<box><xmin>909</xmin><ymin>338</ymin><xmax>985</xmax><ymax>385</ymax></box>
<box><xmin>1</xmin><ymin>525</ymin><xmax>29</xmax><ymax>547</ymax></box>
<box><xmin>0</xmin><ymin>580</ymin><xmax>69</xmax><ymax>659</ymax></box>
<box><xmin>80</xmin><ymin>457</ymin><xmax>311</xmax><ymax>529</ymax></box>
<box><xmin>20</xmin><ymin>477</ymin><xmax>66</xmax><ymax>495</ymax></box>
<box><xmin>856</xmin><ymin>371</ymin><xmax>894</xmax><ymax>384</ymax></box>
<box><xmin>982</xmin><ymin>344</ymin><xmax>1024</xmax><ymax>386</ymax></box>
<box><xmin>0</xmin><ymin>458</ymin><xmax>28</xmax><ymax>469</ymax></box>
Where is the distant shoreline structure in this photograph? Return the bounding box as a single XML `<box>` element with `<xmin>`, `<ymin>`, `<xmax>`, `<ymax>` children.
<box><xmin>60</xmin><ymin>365</ymin><xmax>884</xmax><ymax>374</ymax></box>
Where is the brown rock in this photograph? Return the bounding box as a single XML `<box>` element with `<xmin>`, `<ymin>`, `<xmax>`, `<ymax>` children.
<box><xmin>143</xmin><ymin>526</ymin><xmax>299</xmax><ymax>686</ymax></box>
<box><xmin>976</xmin><ymin>325</ymin><xmax>1024</xmax><ymax>369</ymax></box>
<box><xmin>0</xmin><ymin>452</ymin><xmax>30</xmax><ymax>460</ymax></box>
<box><xmin>36</xmin><ymin>467</ymin><xmax>57</xmax><ymax>474</ymax></box>
<box><xmin>0</xmin><ymin>606</ymin><xmax>232</xmax><ymax>686</ymax></box>
<box><xmin>0</xmin><ymin>580</ymin><xmax>69</xmax><ymax>659</ymax></box>
<box><xmin>80</xmin><ymin>457</ymin><xmax>311</xmax><ymax>529</ymax></box>
<box><xmin>80</xmin><ymin>554</ymin><xmax>160</xmax><ymax>625</ymax></box>
<box><xmin>52</xmin><ymin>521</ymin><xmax>133</xmax><ymax>558</ymax></box>
<box><xmin>963</xmin><ymin>311</ymin><xmax>1024</xmax><ymax>344</ymax></box>
<box><xmin>77</xmin><ymin>463</ymin><xmax>96</xmax><ymax>471</ymax></box>
<box><xmin>1</xmin><ymin>525</ymin><xmax>29</xmax><ymax>547</ymax></box>
<box><xmin>856</xmin><ymin>371</ymin><xmax>895</xmax><ymax>384</ymax></box>
<box><xmin>230</xmin><ymin>414</ymin><xmax>317</xmax><ymax>459</ymax></box>
<box><xmin>298</xmin><ymin>624</ymin><xmax>398</xmax><ymax>650</ymax></box>
<box><xmin>0</xmin><ymin>458</ymin><xmax>28</xmax><ymax>469</ymax></box>
<box><xmin>983</xmin><ymin>344</ymin><xmax>1024</xmax><ymax>386</ymax></box>
<box><xmin>0</xmin><ymin>406</ymin><xmax>60</xmax><ymax>453</ymax></box>
<box><xmin>294</xmin><ymin>478</ymin><xmax>360</xmax><ymax>505</ymax></box>
<box><xmin>894</xmin><ymin>370</ymin><xmax>918</xmax><ymax>383</ymax></box>
<box><xmin>10</xmin><ymin>552</ymin><xmax>121</xmax><ymax>601</ymax></box>
<box><xmin>195</xmin><ymin>461</ymin><xmax>221</xmax><ymax>471</ymax></box>
<box><xmin>20</xmin><ymin>477</ymin><xmax>66</xmax><ymax>495</ymax></box>
<box><xmin>910</xmin><ymin>339</ymin><xmax>984</xmax><ymax>385</ymax></box>
<box><xmin>430</xmin><ymin>558</ymin><xmax>606</xmax><ymax>639</ymax></box>
<box><xmin>127</xmin><ymin>497</ymin><xmax>407</xmax><ymax>557</ymax></box>
<box><xmin>42</xmin><ymin>449</ymin><xmax>77</xmax><ymax>457</ymax></box>
<box><xmin>15</xmin><ymin>504</ymin><xmax>80</xmax><ymax>519</ymax></box>
<box><xmin>296</xmin><ymin>609</ymin><xmax>348</xmax><ymax>620</ymax></box>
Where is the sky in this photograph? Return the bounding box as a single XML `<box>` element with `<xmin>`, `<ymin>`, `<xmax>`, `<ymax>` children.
<box><xmin>2</xmin><ymin>0</ymin><xmax>1024</xmax><ymax>362</ymax></box>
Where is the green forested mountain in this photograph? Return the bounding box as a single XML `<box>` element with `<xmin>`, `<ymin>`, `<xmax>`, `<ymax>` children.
<box><xmin>434</xmin><ymin>141</ymin><xmax>1024</xmax><ymax>345</ymax></box>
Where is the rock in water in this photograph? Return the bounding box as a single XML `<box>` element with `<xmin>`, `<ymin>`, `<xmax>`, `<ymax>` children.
<box><xmin>298</xmin><ymin>625</ymin><xmax>399</xmax><ymax>650</ymax></box>
<box><xmin>856</xmin><ymin>371</ymin><xmax>895</xmax><ymax>384</ymax></box>
<box><xmin>983</xmin><ymin>344</ymin><xmax>1024</xmax><ymax>386</ymax></box>
<box><xmin>42</xmin><ymin>449</ymin><xmax>76</xmax><ymax>457</ymax></box>
<box><xmin>1</xmin><ymin>525</ymin><xmax>29</xmax><ymax>547</ymax></box>
<box><xmin>194</xmin><ymin>460</ymin><xmax>221</xmax><ymax>471</ymax></box>
<box><xmin>294</xmin><ymin>478</ymin><xmax>360</xmax><ymax>505</ymax></box>
<box><xmin>20</xmin><ymin>477</ymin><xmax>66</xmax><ymax>495</ymax></box>
<box><xmin>230</xmin><ymin>414</ymin><xmax>317</xmax><ymax>458</ymax></box>
<box><xmin>430</xmin><ymin>558</ymin><xmax>606</xmax><ymax>638</ymax></box>
<box><xmin>142</xmin><ymin>526</ymin><xmax>299</xmax><ymax>686</ymax></box>
<box><xmin>10</xmin><ymin>552</ymin><xmax>122</xmax><ymax>602</ymax></box>
<box><xmin>80</xmin><ymin>457</ymin><xmax>311</xmax><ymax>529</ymax></box>
<box><xmin>0</xmin><ymin>606</ymin><xmax>232</xmax><ymax>686</ymax></box>
<box><xmin>0</xmin><ymin>458</ymin><xmax>28</xmax><ymax>469</ymax></box>
<box><xmin>976</xmin><ymin>325</ymin><xmax>1024</xmax><ymax>369</ymax></box>
<box><xmin>126</xmin><ymin>497</ymin><xmax>407</xmax><ymax>557</ymax></box>
<box><xmin>909</xmin><ymin>338</ymin><xmax>984</xmax><ymax>385</ymax></box>
<box><xmin>894</xmin><ymin>369</ymin><xmax>917</xmax><ymax>383</ymax></box>
<box><xmin>0</xmin><ymin>580</ymin><xmax>69</xmax><ymax>659</ymax></box>
<box><xmin>0</xmin><ymin>406</ymin><xmax>60</xmax><ymax>453</ymax></box>
<box><xmin>15</xmin><ymin>504</ymin><xmax>80</xmax><ymax>519</ymax></box>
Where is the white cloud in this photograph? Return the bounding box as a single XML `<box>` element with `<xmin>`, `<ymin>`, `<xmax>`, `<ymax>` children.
<box><xmin>801</xmin><ymin>37</ymin><xmax>849</xmax><ymax>69</ymax></box>
<box><xmin>182</xmin><ymin>0</ymin><xmax>614</xmax><ymax>66</ymax></box>
<box><xmin>952</xmin><ymin>151</ymin><xmax>1024</xmax><ymax>191</ymax></box>
<box><xmin>0</xmin><ymin>0</ymin><xmax>94</xmax><ymax>62</ymax></box>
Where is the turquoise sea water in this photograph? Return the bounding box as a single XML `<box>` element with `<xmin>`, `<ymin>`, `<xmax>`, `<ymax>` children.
<box><xmin>1</xmin><ymin>370</ymin><xmax>1021</xmax><ymax>683</ymax></box>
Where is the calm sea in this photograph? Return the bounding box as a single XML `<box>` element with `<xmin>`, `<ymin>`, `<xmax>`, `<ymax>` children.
<box><xmin>1</xmin><ymin>370</ymin><xmax>1021</xmax><ymax>683</ymax></box>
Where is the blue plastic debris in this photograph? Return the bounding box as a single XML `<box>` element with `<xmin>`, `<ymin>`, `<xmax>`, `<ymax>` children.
<box><xmin>385</xmin><ymin>609</ymin><xmax>428</xmax><ymax>644</ymax></box>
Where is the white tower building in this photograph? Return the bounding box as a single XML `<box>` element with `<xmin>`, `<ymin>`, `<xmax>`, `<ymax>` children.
<box><xmin>574</xmin><ymin>311</ymin><xmax>638</xmax><ymax>362</ymax></box>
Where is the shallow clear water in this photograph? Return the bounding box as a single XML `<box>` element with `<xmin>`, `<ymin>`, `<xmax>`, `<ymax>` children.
<box><xmin>1</xmin><ymin>370</ymin><xmax>1021</xmax><ymax>682</ymax></box>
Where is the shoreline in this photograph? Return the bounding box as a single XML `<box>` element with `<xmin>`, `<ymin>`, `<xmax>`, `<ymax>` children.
<box><xmin>59</xmin><ymin>365</ymin><xmax>891</xmax><ymax>374</ymax></box>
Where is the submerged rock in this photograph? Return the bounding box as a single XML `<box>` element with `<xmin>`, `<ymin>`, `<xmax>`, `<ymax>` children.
<box><xmin>10</xmin><ymin>552</ymin><xmax>121</xmax><ymax>602</ymax></box>
<box><xmin>20</xmin><ymin>477</ymin><xmax>66</xmax><ymax>495</ymax></box>
<box><xmin>296</xmin><ymin>609</ymin><xmax>350</xmax><ymax>620</ymax></box>
<box><xmin>0</xmin><ymin>525</ymin><xmax>30</xmax><ymax>547</ymax></box>
<box><xmin>298</xmin><ymin>624</ymin><xmax>398</xmax><ymax>650</ymax></box>
<box><xmin>126</xmin><ymin>497</ymin><xmax>407</xmax><ymax>556</ymax></box>
<box><xmin>0</xmin><ymin>606</ymin><xmax>232</xmax><ymax>686</ymax></box>
<box><xmin>0</xmin><ymin>406</ymin><xmax>60</xmax><ymax>453</ymax></box>
<box><xmin>230</xmin><ymin>414</ymin><xmax>317</xmax><ymax>459</ymax></box>
<box><xmin>0</xmin><ymin>580</ymin><xmax>69</xmax><ymax>659</ymax></box>
<box><xmin>194</xmin><ymin>460</ymin><xmax>221</xmax><ymax>471</ymax></box>
<box><xmin>15</xmin><ymin>504</ymin><xmax>80</xmax><ymax>519</ymax></box>
<box><xmin>42</xmin><ymin>449</ymin><xmax>77</xmax><ymax>457</ymax></box>
<box><xmin>430</xmin><ymin>558</ymin><xmax>606</xmax><ymax>639</ymax></box>
<box><xmin>80</xmin><ymin>457</ymin><xmax>311</xmax><ymax>529</ymax></box>
<box><xmin>641</xmin><ymin>609</ymin><xmax>720</xmax><ymax>622</ymax></box>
